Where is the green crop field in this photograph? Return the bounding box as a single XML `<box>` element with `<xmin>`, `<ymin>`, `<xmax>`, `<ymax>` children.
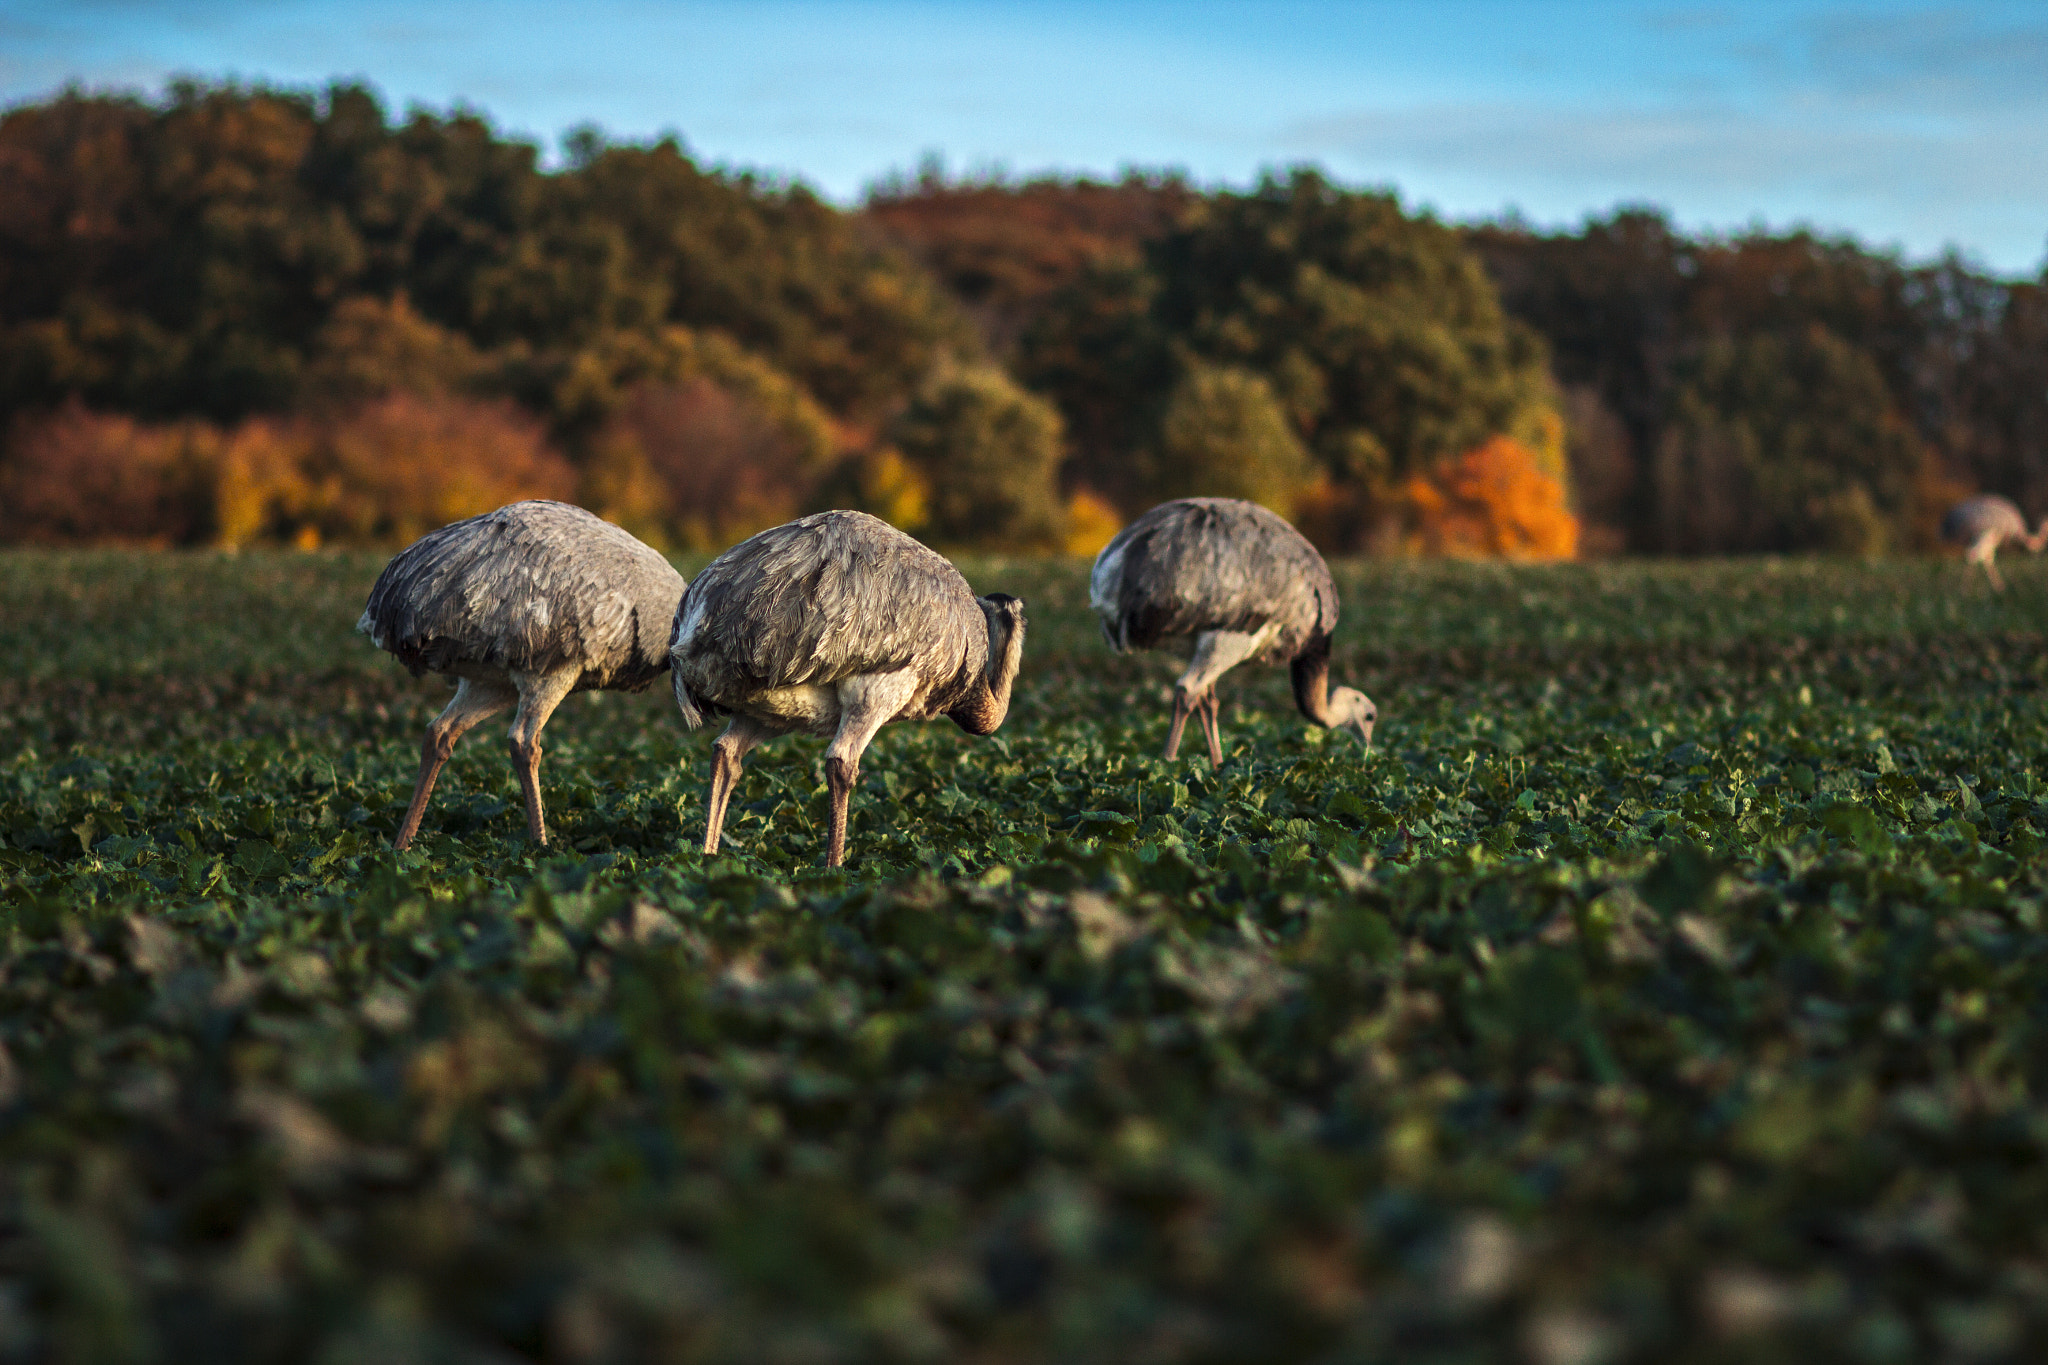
<box><xmin>5</xmin><ymin>550</ymin><xmax>2048</xmax><ymax>1364</ymax></box>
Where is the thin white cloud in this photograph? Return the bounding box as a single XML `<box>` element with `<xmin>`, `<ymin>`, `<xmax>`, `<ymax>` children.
<box><xmin>1280</xmin><ymin>96</ymin><xmax>2047</xmax><ymax>269</ymax></box>
<box><xmin>1284</xmin><ymin>99</ymin><xmax>2044</xmax><ymax>192</ymax></box>
<box><xmin>1799</xmin><ymin>9</ymin><xmax>2048</xmax><ymax>110</ymax></box>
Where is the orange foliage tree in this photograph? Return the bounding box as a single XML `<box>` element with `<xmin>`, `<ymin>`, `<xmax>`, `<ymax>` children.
<box><xmin>1404</xmin><ymin>435</ymin><xmax>1580</xmax><ymax>560</ymax></box>
<box><xmin>0</xmin><ymin>403</ymin><xmax>216</xmax><ymax>544</ymax></box>
<box><xmin>585</xmin><ymin>379</ymin><xmax>818</xmax><ymax>552</ymax></box>
<box><xmin>290</xmin><ymin>394</ymin><xmax>577</xmax><ymax>546</ymax></box>
<box><xmin>2</xmin><ymin>395</ymin><xmax>578</xmax><ymax>547</ymax></box>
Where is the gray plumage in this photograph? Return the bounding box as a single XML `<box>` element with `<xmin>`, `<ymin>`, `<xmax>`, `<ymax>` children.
<box><xmin>1091</xmin><ymin>497</ymin><xmax>1375</xmax><ymax>762</ymax></box>
<box><xmin>671</xmin><ymin>509</ymin><xmax>1027</xmax><ymax>867</ymax></box>
<box><xmin>358</xmin><ymin>500</ymin><xmax>687</xmax><ymax>848</ymax></box>
<box><xmin>1942</xmin><ymin>495</ymin><xmax>2045</xmax><ymax>591</ymax></box>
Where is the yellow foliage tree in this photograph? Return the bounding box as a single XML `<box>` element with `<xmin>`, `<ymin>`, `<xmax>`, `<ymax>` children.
<box><xmin>1062</xmin><ymin>488</ymin><xmax>1122</xmax><ymax>556</ymax></box>
<box><xmin>303</xmin><ymin>394</ymin><xmax>576</xmax><ymax>545</ymax></box>
<box><xmin>1404</xmin><ymin>435</ymin><xmax>1580</xmax><ymax>560</ymax></box>
<box><xmin>211</xmin><ymin>420</ymin><xmax>316</xmax><ymax>549</ymax></box>
<box><xmin>578</xmin><ymin>426</ymin><xmax>675</xmax><ymax>549</ymax></box>
<box><xmin>852</xmin><ymin>447</ymin><xmax>932</xmax><ymax>534</ymax></box>
<box><xmin>568</xmin><ymin>327</ymin><xmax>840</xmax><ymax>478</ymax></box>
<box><xmin>0</xmin><ymin>403</ymin><xmax>215</xmax><ymax>544</ymax></box>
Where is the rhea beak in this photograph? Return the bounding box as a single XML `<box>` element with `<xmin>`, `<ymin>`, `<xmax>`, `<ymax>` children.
<box><xmin>1348</xmin><ymin>700</ymin><xmax>1377</xmax><ymax>749</ymax></box>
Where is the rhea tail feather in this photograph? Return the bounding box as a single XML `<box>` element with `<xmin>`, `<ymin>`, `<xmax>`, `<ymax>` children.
<box><xmin>672</xmin><ymin>670</ymin><xmax>705</xmax><ymax>730</ymax></box>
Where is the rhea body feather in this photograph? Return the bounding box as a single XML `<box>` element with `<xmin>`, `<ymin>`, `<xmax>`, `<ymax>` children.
<box><xmin>1097</xmin><ymin>501</ymin><xmax>1335</xmax><ymax>667</ymax></box>
<box><xmin>356</xmin><ymin>500</ymin><xmax>686</xmax><ymax>849</ymax></box>
<box><xmin>669</xmin><ymin>510</ymin><xmax>1026</xmax><ymax>867</ymax></box>
<box><xmin>1091</xmin><ymin>497</ymin><xmax>1338</xmax><ymax>661</ymax></box>
<box><xmin>1091</xmin><ymin>497</ymin><xmax>1372</xmax><ymax>762</ymax></box>
<box><xmin>359</xmin><ymin>500</ymin><xmax>681</xmax><ymax>693</ymax></box>
<box><xmin>1942</xmin><ymin>496</ymin><xmax>2030</xmax><ymax>548</ymax></box>
<box><xmin>672</xmin><ymin>510</ymin><xmax>1008</xmax><ymax>735</ymax></box>
<box><xmin>1941</xmin><ymin>495</ymin><xmax>2047</xmax><ymax>590</ymax></box>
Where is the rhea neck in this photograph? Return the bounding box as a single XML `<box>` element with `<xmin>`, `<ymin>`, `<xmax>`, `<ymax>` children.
<box><xmin>1289</xmin><ymin>639</ymin><xmax>1336</xmax><ymax>727</ymax></box>
<box><xmin>950</xmin><ymin>597</ymin><xmax>1026</xmax><ymax>736</ymax></box>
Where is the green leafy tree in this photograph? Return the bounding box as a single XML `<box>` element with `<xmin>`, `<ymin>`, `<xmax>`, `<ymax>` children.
<box><xmin>1466</xmin><ymin>211</ymin><xmax>2042</xmax><ymax>552</ymax></box>
<box><xmin>892</xmin><ymin>367</ymin><xmax>1065</xmax><ymax>550</ymax></box>
<box><xmin>1149</xmin><ymin>364</ymin><xmax>1315</xmax><ymax>513</ymax></box>
<box><xmin>1653</xmin><ymin>326</ymin><xmax>1925</xmax><ymax>554</ymax></box>
<box><xmin>299</xmin><ymin>295</ymin><xmax>487</xmax><ymax>404</ymax></box>
<box><xmin>0</xmin><ymin>82</ymin><xmax>971</xmax><ymax>433</ymax></box>
<box><xmin>1024</xmin><ymin>169</ymin><xmax>1553</xmax><ymax>539</ymax></box>
<box><xmin>528</xmin><ymin>135</ymin><xmax>971</xmax><ymax>425</ymax></box>
<box><xmin>1016</xmin><ymin>259</ymin><xmax>1171</xmax><ymax>508</ymax></box>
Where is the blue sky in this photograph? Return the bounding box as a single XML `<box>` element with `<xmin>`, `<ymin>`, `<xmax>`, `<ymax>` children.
<box><xmin>5</xmin><ymin>0</ymin><xmax>2046</xmax><ymax>275</ymax></box>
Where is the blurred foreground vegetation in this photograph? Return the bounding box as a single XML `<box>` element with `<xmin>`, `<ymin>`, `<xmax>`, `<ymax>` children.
<box><xmin>5</xmin><ymin>551</ymin><xmax>2048</xmax><ymax>1361</ymax></box>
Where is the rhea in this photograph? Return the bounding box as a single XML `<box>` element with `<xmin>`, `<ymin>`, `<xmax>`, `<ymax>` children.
<box><xmin>359</xmin><ymin>500</ymin><xmax>686</xmax><ymax>849</ymax></box>
<box><xmin>1942</xmin><ymin>495</ymin><xmax>2046</xmax><ymax>592</ymax></box>
<box><xmin>670</xmin><ymin>510</ymin><xmax>1026</xmax><ymax>867</ymax></box>
<box><xmin>1091</xmin><ymin>497</ymin><xmax>1375</xmax><ymax>763</ymax></box>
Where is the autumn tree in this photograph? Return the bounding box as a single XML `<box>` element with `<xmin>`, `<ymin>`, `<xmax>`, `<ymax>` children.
<box><xmin>1652</xmin><ymin>326</ymin><xmax>1925</xmax><ymax>555</ymax></box>
<box><xmin>892</xmin><ymin>367</ymin><xmax>1066</xmax><ymax>550</ymax></box>
<box><xmin>293</xmin><ymin>394</ymin><xmax>577</xmax><ymax>546</ymax></box>
<box><xmin>1025</xmin><ymin>169</ymin><xmax>1556</xmax><ymax>544</ymax></box>
<box><xmin>1467</xmin><ymin>210</ymin><xmax>2043</xmax><ymax>553</ymax></box>
<box><xmin>586</xmin><ymin>379</ymin><xmax>816</xmax><ymax>551</ymax></box>
<box><xmin>864</xmin><ymin>167</ymin><xmax>1195</xmax><ymax>358</ymax></box>
<box><xmin>1404</xmin><ymin>435</ymin><xmax>1579</xmax><ymax>560</ymax></box>
<box><xmin>1150</xmin><ymin>364</ymin><xmax>1316</xmax><ymax>514</ymax></box>
<box><xmin>0</xmin><ymin>82</ymin><xmax>970</xmax><ymax>433</ymax></box>
<box><xmin>300</xmin><ymin>295</ymin><xmax>488</xmax><ymax>404</ymax></box>
<box><xmin>0</xmin><ymin>404</ymin><xmax>215</xmax><ymax>544</ymax></box>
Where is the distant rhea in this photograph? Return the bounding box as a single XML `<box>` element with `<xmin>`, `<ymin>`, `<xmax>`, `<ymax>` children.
<box><xmin>670</xmin><ymin>510</ymin><xmax>1026</xmax><ymax>868</ymax></box>
<box><xmin>1942</xmin><ymin>495</ymin><xmax>2046</xmax><ymax>591</ymax></box>
<box><xmin>358</xmin><ymin>500</ymin><xmax>686</xmax><ymax>849</ymax></box>
<box><xmin>1091</xmin><ymin>497</ymin><xmax>1375</xmax><ymax>763</ymax></box>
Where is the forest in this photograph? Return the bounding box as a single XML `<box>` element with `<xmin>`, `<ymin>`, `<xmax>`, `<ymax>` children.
<box><xmin>2</xmin><ymin>79</ymin><xmax>2044</xmax><ymax>558</ymax></box>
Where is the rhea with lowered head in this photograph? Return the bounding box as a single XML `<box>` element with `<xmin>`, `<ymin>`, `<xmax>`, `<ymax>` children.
<box><xmin>670</xmin><ymin>510</ymin><xmax>1026</xmax><ymax>868</ymax></box>
<box><xmin>359</xmin><ymin>500</ymin><xmax>686</xmax><ymax>849</ymax></box>
<box><xmin>1942</xmin><ymin>495</ymin><xmax>2046</xmax><ymax>592</ymax></box>
<box><xmin>1091</xmin><ymin>497</ymin><xmax>1374</xmax><ymax>763</ymax></box>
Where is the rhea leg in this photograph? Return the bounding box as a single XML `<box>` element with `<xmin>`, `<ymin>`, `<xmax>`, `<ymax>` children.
<box><xmin>824</xmin><ymin>671</ymin><xmax>920</xmax><ymax>868</ymax></box>
<box><xmin>1972</xmin><ymin>532</ymin><xmax>2007</xmax><ymax>591</ymax></box>
<box><xmin>703</xmin><ymin>715</ymin><xmax>772</xmax><ymax>856</ymax></box>
<box><xmin>507</xmin><ymin>668</ymin><xmax>581</xmax><ymax>845</ymax></box>
<box><xmin>1197</xmin><ymin>691</ymin><xmax>1224</xmax><ymax>766</ymax></box>
<box><xmin>1164</xmin><ymin>686</ymin><xmax>1196</xmax><ymax>760</ymax></box>
<box><xmin>396</xmin><ymin>678</ymin><xmax>516</xmax><ymax>850</ymax></box>
<box><xmin>1168</xmin><ymin>629</ymin><xmax>1271</xmax><ymax>764</ymax></box>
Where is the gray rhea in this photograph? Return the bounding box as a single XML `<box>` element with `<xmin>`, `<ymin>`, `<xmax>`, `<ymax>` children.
<box><xmin>1090</xmin><ymin>497</ymin><xmax>1376</xmax><ymax>763</ymax></box>
<box><xmin>1941</xmin><ymin>495</ymin><xmax>2047</xmax><ymax>592</ymax></box>
<box><xmin>358</xmin><ymin>500</ymin><xmax>687</xmax><ymax>849</ymax></box>
<box><xmin>669</xmin><ymin>510</ymin><xmax>1027</xmax><ymax>868</ymax></box>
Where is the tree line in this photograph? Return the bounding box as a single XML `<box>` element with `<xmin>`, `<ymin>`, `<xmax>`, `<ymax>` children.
<box><xmin>1464</xmin><ymin>214</ymin><xmax>2048</xmax><ymax>554</ymax></box>
<box><xmin>2</xmin><ymin>80</ymin><xmax>2041</xmax><ymax>556</ymax></box>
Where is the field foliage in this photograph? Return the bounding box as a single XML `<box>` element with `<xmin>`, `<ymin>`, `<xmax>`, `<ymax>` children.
<box><xmin>4</xmin><ymin>552</ymin><xmax>2048</xmax><ymax>1363</ymax></box>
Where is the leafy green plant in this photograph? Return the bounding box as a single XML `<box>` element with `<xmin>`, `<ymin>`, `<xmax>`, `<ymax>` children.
<box><xmin>4</xmin><ymin>550</ymin><xmax>2048</xmax><ymax>1362</ymax></box>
